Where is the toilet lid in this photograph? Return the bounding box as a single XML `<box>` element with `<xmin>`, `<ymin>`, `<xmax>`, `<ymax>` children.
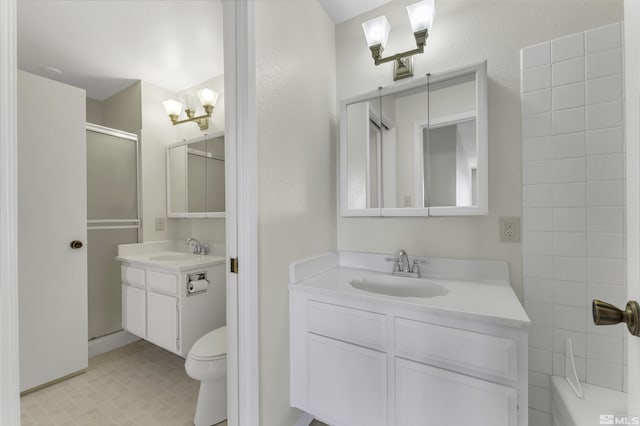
<box><xmin>190</xmin><ymin>326</ymin><xmax>226</xmax><ymax>361</ymax></box>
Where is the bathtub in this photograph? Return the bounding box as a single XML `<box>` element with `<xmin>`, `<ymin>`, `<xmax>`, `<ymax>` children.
<box><xmin>551</xmin><ymin>376</ymin><xmax>626</xmax><ymax>426</ymax></box>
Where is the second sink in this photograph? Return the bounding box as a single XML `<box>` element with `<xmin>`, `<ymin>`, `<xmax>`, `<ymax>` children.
<box><xmin>349</xmin><ymin>274</ymin><xmax>448</xmax><ymax>298</ymax></box>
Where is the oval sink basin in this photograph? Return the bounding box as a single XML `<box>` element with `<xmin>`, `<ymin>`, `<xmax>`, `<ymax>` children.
<box><xmin>349</xmin><ymin>275</ymin><xmax>448</xmax><ymax>298</ymax></box>
<box><xmin>149</xmin><ymin>254</ymin><xmax>198</xmax><ymax>261</ymax></box>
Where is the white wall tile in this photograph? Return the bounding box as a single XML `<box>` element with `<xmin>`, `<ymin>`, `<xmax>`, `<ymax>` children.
<box><xmin>587</xmin><ymin>258</ymin><xmax>625</xmax><ymax>285</ymax></box>
<box><xmin>553</xmin><ymin>305</ymin><xmax>587</xmax><ymax>332</ymax></box>
<box><xmin>552</xmin><ymin>157</ymin><xmax>585</xmax><ymax>183</ymax></box>
<box><xmin>524</xmin><ymin>254</ymin><xmax>554</xmax><ymax>279</ymax></box>
<box><xmin>587</xmin><ymin>207</ymin><xmax>624</xmax><ymax>233</ymax></box>
<box><xmin>523</xmin><ymin>112</ymin><xmax>552</xmax><ymax>138</ymax></box>
<box><xmin>524</xmin><ymin>160</ymin><xmax>553</xmax><ymax>184</ymax></box>
<box><xmin>525</xmin><ymin>184</ymin><xmax>553</xmax><ymax>207</ymax></box>
<box><xmin>587</xmin><ymin>127</ymin><xmax>623</xmax><ymax>155</ymax></box>
<box><xmin>552</xmin><ymin>57</ymin><xmax>585</xmax><ymax>86</ymax></box>
<box><xmin>525</xmin><ymin>299</ymin><xmax>554</xmax><ymax>326</ymax></box>
<box><xmin>524</xmin><ymin>231</ymin><xmax>553</xmax><ymax>254</ymax></box>
<box><xmin>523</xmin><ymin>65</ymin><xmax>551</xmax><ymax>92</ymax></box>
<box><xmin>523</xmin><ymin>42</ymin><xmax>551</xmax><ymax>69</ymax></box>
<box><xmin>552</xmin><ymin>132</ymin><xmax>585</xmax><ymax>159</ymax></box>
<box><xmin>586</xmin><ymin>48</ymin><xmax>622</xmax><ymax>79</ymax></box>
<box><xmin>553</xmin><ymin>182</ymin><xmax>585</xmax><ymax>207</ymax></box>
<box><xmin>586</xmin><ymin>74</ymin><xmax>623</xmax><ymax>105</ymax></box>
<box><xmin>524</xmin><ymin>207</ymin><xmax>553</xmax><ymax>231</ymax></box>
<box><xmin>586</xmin><ymin>180</ymin><xmax>624</xmax><ymax>206</ymax></box>
<box><xmin>553</xmin><ymin>280</ymin><xmax>587</xmax><ymax>307</ymax></box>
<box><xmin>553</xmin><ymin>208</ymin><xmax>586</xmax><ymax>232</ymax></box>
<box><xmin>523</xmin><ymin>88</ymin><xmax>552</xmax><ymax>114</ymax></box>
<box><xmin>553</xmin><ymin>352</ymin><xmax>586</xmax><ymax>381</ymax></box>
<box><xmin>587</xmin><ymin>101</ymin><xmax>623</xmax><ymax>130</ymax></box>
<box><xmin>553</xmin><ymin>232</ymin><xmax>586</xmax><ymax>257</ymax></box>
<box><xmin>588</xmin><ymin>283</ymin><xmax>626</xmax><ymax>308</ymax></box>
<box><xmin>587</xmin><ymin>232</ymin><xmax>624</xmax><ymax>259</ymax></box>
<box><xmin>530</xmin><ymin>348</ymin><xmax>553</xmax><ymax>374</ymax></box>
<box><xmin>524</xmin><ymin>137</ymin><xmax>552</xmax><ymax>161</ymax></box>
<box><xmin>552</xmin><ymin>33</ymin><xmax>584</xmax><ymax>63</ymax></box>
<box><xmin>585</xmin><ymin>22</ymin><xmax>622</xmax><ymax>54</ymax></box>
<box><xmin>524</xmin><ymin>278</ymin><xmax>554</xmax><ymax>303</ymax></box>
<box><xmin>552</xmin><ymin>83</ymin><xmax>584</xmax><ymax>111</ymax></box>
<box><xmin>553</xmin><ymin>256</ymin><xmax>586</xmax><ymax>282</ymax></box>
<box><xmin>529</xmin><ymin>408</ymin><xmax>552</xmax><ymax>426</ymax></box>
<box><xmin>529</xmin><ymin>385</ymin><xmax>552</xmax><ymax>412</ymax></box>
<box><xmin>586</xmin><ymin>359</ymin><xmax>624</xmax><ymax>390</ymax></box>
<box><xmin>530</xmin><ymin>325</ymin><xmax>553</xmax><ymax>350</ymax></box>
<box><xmin>586</xmin><ymin>154</ymin><xmax>624</xmax><ymax>181</ymax></box>
<box><xmin>552</xmin><ymin>107</ymin><xmax>585</xmax><ymax>134</ymax></box>
<box><xmin>553</xmin><ymin>329</ymin><xmax>586</xmax><ymax>357</ymax></box>
<box><xmin>529</xmin><ymin>371</ymin><xmax>551</xmax><ymax>389</ymax></box>
<box><xmin>587</xmin><ymin>333</ymin><xmax>623</xmax><ymax>364</ymax></box>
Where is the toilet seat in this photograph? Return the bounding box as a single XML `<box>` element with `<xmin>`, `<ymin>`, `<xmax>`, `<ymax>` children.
<box><xmin>190</xmin><ymin>326</ymin><xmax>226</xmax><ymax>361</ymax></box>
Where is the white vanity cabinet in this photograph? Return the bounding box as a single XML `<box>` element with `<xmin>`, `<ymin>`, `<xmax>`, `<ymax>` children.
<box><xmin>290</xmin><ymin>290</ymin><xmax>528</xmax><ymax>426</ymax></box>
<box><xmin>120</xmin><ymin>259</ymin><xmax>225</xmax><ymax>357</ymax></box>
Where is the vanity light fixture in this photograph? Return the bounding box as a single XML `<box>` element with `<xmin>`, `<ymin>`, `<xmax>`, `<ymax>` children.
<box><xmin>362</xmin><ymin>0</ymin><xmax>435</xmax><ymax>81</ymax></box>
<box><xmin>162</xmin><ymin>88</ymin><xmax>219</xmax><ymax>131</ymax></box>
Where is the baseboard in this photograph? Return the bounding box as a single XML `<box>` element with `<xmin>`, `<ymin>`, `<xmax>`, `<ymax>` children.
<box><xmin>88</xmin><ymin>330</ymin><xmax>139</xmax><ymax>358</ymax></box>
<box><xmin>293</xmin><ymin>411</ymin><xmax>314</xmax><ymax>426</ymax></box>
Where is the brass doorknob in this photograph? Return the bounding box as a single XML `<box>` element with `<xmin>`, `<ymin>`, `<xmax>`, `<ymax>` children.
<box><xmin>69</xmin><ymin>240</ymin><xmax>83</xmax><ymax>249</ymax></box>
<box><xmin>592</xmin><ymin>299</ymin><xmax>640</xmax><ymax>337</ymax></box>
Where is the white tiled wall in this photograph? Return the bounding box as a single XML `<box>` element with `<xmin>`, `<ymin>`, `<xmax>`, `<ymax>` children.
<box><xmin>521</xmin><ymin>22</ymin><xmax>626</xmax><ymax>426</ymax></box>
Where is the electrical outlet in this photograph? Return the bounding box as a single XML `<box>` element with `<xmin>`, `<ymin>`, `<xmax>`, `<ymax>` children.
<box><xmin>403</xmin><ymin>195</ymin><xmax>412</xmax><ymax>207</ymax></box>
<box><xmin>155</xmin><ymin>217</ymin><xmax>165</xmax><ymax>232</ymax></box>
<box><xmin>500</xmin><ymin>216</ymin><xmax>520</xmax><ymax>242</ymax></box>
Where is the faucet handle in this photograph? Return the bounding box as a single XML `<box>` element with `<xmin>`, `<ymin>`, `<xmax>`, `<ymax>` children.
<box><xmin>385</xmin><ymin>257</ymin><xmax>399</xmax><ymax>262</ymax></box>
<box><xmin>385</xmin><ymin>257</ymin><xmax>401</xmax><ymax>272</ymax></box>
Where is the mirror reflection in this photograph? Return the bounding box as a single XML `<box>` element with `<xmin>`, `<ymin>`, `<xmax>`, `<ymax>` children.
<box><xmin>167</xmin><ymin>133</ymin><xmax>225</xmax><ymax>217</ymax></box>
<box><xmin>341</xmin><ymin>61</ymin><xmax>487</xmax><ymax>216</ymax></box>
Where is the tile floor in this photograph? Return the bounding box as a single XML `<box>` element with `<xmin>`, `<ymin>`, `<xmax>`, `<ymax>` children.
<box><xmin>20</xmin><ymin>340</ymin><xmax>218</xmax><ymax>426</ymax></box>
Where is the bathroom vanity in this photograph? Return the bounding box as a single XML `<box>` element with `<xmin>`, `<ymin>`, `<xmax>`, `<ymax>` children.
<box><xmin>289</xmin><ymin>251</ymin><xmax>530</xmax><ymax>426</ymax></box>
<box><xmin>117</xmin><ymin>242</ymin><xmax>226</xmax><ymax>357</ymax></box>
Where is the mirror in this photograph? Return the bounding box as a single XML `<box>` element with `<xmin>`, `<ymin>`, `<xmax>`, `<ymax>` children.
<box><xmin>167</xmin><ymin>132</ymin><xmax>225</xmax><ymax>218</ymax></box>
<box><xmin>340</xmin><ymin>61</ymin><xmax>487</xmax><ymax>216</ymax></box>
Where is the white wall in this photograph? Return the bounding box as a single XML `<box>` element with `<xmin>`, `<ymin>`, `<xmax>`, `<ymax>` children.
<box><xmin>255</xmin><ymin>0</ymin><xmax>337</xmax><ymax>424</ymax></box>
<box><xmin>521</xmin><ymin>23</ymin><xmax>626</xmax><ymax>426</ymax></box>
<box><xmin>336</xmin><ymin>0</ymin><xmax>623</xmax><ymax>299</ymax></box>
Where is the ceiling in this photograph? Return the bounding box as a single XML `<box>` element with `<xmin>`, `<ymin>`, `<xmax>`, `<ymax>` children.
<box><xmin>17</xmin><ymin>0</ymin><xmax>224</xmax><ymax>101</ymax></box>
<box><xmin>17</xmin><ymin>0</ymin><xmax>388</xmax><ymax>101</ymax></box>
<box><xmin>318</xmin><ymin>0</ymin><xmax>393</xmax><ymax>23</ymax></box>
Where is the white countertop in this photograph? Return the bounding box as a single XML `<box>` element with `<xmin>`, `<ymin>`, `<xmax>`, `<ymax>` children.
<box><xmin>116</xmin><ymin>251</ymin><xmax>225</xmax><ymax>271</ymax></box>
<box><xmin>289</xmin><ymin>251</ymin><xmax>530</xmax><ymax>328</ymax></box>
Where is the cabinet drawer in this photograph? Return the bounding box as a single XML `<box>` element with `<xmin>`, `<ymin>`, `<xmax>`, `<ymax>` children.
<box><xmin>122</xmin><ymin>266</ymin><xmax>145</xmax><ymax>287</ymax></box>
<box><xmin>147</xmin><ymin>270</ymin><xmax>178</xmax><ymax>295</ymax></box>
<box><xmin>395</xmin><ymin>318</ymin><xmax>517</xmax><ymax>381</ymax></box>
<box><xmin>307</xmin><ymin>300</ymin><xmax>386</xmax><ymax>351</ymax></box>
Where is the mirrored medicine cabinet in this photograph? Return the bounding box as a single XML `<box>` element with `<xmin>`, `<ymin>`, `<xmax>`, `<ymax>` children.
<box><xmin>166</xmin><ymin>131</ymin><xmax>225</xmax><ymax>218</ymax></box>
<box><xmin>340</xmin><ymin>61</ymin><xmax>488</xmax><ymax>217</ymax></box>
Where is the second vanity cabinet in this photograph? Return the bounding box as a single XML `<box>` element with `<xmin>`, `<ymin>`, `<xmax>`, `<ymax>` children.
<box><xmin>120</xmin><ymin>259</ymin><xmax>225</xmax><ymax>357</ymax></box>
<box><xmin>290</xmin><ymin>278</ymin><xmax>528</xmax><ymax>426</ymax></box>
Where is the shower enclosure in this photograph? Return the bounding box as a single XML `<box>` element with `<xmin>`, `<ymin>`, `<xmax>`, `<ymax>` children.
<box><xmin>86</xmin><ymin>123</ymin><xmax>140</xmax><ymax>341</ymax></box>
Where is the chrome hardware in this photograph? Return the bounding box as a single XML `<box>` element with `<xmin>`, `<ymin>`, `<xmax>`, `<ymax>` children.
<box><xmin>592</xmin><ymin>299</ymin><xmax>640</xmax><ymax>337</ymax></box>
<box><xmin>185</xmin><ymin>237</ymin><xmax>206</xmax><ymax>255</ymax></box>
<box><xmin>69</xmin><ymin>240</ymin><xmax>83</xmax><ymax>249</ymax></box>
<box><xmin>387</xmin><ymin>250</ymin><xmax>427</xmax><ymax>278</ymax></box>
<box><xmin>398</xmin><ymin>249</ymin><xmax>410</xmax><ymax>273</ymax></box>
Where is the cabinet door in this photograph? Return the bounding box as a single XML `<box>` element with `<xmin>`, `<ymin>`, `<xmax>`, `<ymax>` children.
<box><xmin>124</xmin><ymin>285</ymin><xmax>146</xmax><ymax>338</ymax></box>
<box><xmin>308</xmin><ymin>334</ymin><xmax>387</xmax><ymax>426</ymax></box>
<box><xmin>395</xmin><ymin>358</ymin><xmax>517</xmax><ymax>426</ymax></box>
<box><xmin>147</xmin><ymin>292</ymin><xmax>179</xmax><ymax>353</ymax></box>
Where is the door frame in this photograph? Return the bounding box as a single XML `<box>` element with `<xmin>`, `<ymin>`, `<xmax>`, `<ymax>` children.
<box><xmin>0</xmin><ymin>0</ymin><xmax>21</xmax><ymax>423</ymax></box>
<box><xmin>0</xmin><ymin>1</ymin><xmax>260</xmax><ymax>424</ymax></box>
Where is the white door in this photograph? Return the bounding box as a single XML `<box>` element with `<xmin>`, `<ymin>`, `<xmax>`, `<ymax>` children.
<box><xmin>17</xmin><ymin>71</ymin><xmax>88</xmax><ymax>392</ymax></box>
<box><xmin>626</xmin><ymin>1</ymin><xmax>640</xmax><ymax>419</ymax></box>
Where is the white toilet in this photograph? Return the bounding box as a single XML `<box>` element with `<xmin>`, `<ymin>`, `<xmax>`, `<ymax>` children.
<box><xmin>185</xmin><ymin>326</ymin><xmax>227</xmax><ymax>426</ymax></box>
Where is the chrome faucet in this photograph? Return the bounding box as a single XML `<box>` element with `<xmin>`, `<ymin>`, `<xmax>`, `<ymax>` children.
<box><xmin>185</xmin><ymin>237</ymin><xmax>206</xmax><ymax>255</ymax></box>
<box><xmin>386</xmin><ymin>249</ymin><xmax>427</xmax><ymax>278</ymax></box>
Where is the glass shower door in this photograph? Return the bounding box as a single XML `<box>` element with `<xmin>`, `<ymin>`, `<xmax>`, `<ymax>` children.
<box><xmin>86</xmin><ymin>123</ymin><xmax>140</xmax><ymax>340</ymax></box>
